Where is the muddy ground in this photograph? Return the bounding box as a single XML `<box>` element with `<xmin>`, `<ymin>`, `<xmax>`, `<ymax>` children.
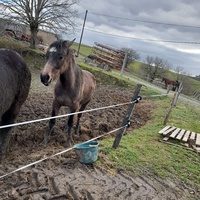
<box><xmin>0</xmin><ymin>76</ymin><xmax>198</xmax><ymax>199</ymax></box>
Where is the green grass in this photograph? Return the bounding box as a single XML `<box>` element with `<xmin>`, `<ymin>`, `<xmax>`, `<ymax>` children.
<box><xmin>128</xmin><ymin>61</ymin><xmax>143</xmax><ymax>72</ymax></box>
<box><xmin>98</xmin><ymin>97</ymin><xmax>200</xmax><ymax>190</ymax></box>
<box><xmin>72</xmin><ymin>42</ymin><xmax>93</xmax><ymax>55</ymax></box>
<box><xmin>76</xmin><ymin>57</ymin><xmax>200</xmax><ymax>192</ymax></box>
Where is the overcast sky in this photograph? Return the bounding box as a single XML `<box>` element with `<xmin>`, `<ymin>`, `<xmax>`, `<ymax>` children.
<box><xmin>68</xmin><ymin>0</ymin><xmax>200</xmax><ymax>76</ymax></box>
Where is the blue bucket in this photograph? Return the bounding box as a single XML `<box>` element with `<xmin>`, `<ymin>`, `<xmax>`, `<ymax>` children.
<box><xmin>73</xmin><ymin>141</ymin><xmax>99</xmax><ymax>164</ymax></box>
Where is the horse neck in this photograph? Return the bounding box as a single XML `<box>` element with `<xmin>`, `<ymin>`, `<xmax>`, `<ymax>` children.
<box><xmin>59</xmin><ymin>56</ymin><xmax>82</xmax><ymax>88</ymax></box>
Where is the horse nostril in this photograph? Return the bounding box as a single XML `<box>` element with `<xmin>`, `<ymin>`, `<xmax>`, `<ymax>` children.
<box><xmin>40</xmin><ymin>74</ymin><xmax>50</xmax><ymax>86</ymax></box>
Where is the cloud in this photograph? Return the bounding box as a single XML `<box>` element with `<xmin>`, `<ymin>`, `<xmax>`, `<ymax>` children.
<box><xmin>69</xmin><ymin>0</ymin><xmax>200</xmax><ymax>75</ymax></box>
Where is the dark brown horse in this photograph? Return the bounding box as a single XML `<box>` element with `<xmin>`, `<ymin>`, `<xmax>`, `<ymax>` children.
<box><xmin>0</xmin><ymin>49</ymin><xmax>31</xmax><ymax>161</ymax></box>
<box><xmin>40</xmin><ymin>39</ymin><xmax>96</xmax><ymax>146</ymax></box>
<box><xmin>161</xmin><ymin>78</ymin><xmax>179</xmax><ymax>91</ymax></box>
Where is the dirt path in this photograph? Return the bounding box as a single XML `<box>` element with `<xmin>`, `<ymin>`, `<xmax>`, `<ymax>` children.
<box><xmin>124</xmin><ymin>74</ymin><xmax>200</xmax><ymax>107</ymax></box>
<box><xmin>0</xmin><ymin>72</ymin><xmax>198</xmax><ymax>199</ymax></box>
<box><xmin>0</xmin><ymin>156</ymin><xmax>185</xmax><ymax>200</ymax></box>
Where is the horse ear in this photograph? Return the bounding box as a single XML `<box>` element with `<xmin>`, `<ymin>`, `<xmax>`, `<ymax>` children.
<box><xmin>64</xmin><ymin>38</ymin><xmax>76</xmax><ymax>48</ymax></box>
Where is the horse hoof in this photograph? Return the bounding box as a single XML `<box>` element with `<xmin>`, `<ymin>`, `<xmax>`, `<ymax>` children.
<box><xmin>40</xmin><ymin>137</ymin><xmax>46</xmax><ymax>145</ymax></box>
<box><xmin>64</xmin><ymin>125</ymin><xmax>69</xmax><ymax>132</ymax></box>
<box><xmin>0</xmin><ymin>155</ymin><xmax>3</xmax><ymax>163</ymax></box>
<box><xmin>64</xmin><ymin>142</ymin><xmax>71</xmax><ymax>148</ymax></box>
<box><xmin>74</xmin><ymin>134</ymin><xmax>79</xmax><ymax>138</ymax></box>
<box><xmin>64</xmin><ymin>138</ymin><xmax>75</xmax><ymax>148</ymax></box>
<box><xmin>42</xmin><ymin>134</ymin><xmax>50</xmax><ymax>146</ymax></box>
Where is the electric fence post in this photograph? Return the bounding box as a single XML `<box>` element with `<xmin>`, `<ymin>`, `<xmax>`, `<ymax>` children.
<box><xmin>112</xmin><ymin>84</ymin><xmax>143</xmax><ymax>149</ymax></box>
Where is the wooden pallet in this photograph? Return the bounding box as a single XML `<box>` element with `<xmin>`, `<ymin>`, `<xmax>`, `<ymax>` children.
<box><xmin>159</xmin><ymin>126</ymin><xmax>200</xmax><ymax>152</ymax></box>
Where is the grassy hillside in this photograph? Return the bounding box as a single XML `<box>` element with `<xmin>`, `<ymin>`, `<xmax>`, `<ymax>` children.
<box><xmin>72</xmin><ymin>42</ymin><xmax>93</xmax><ymax>55</ymax></box>
<box><xmin>99</xmin><ymin>98</ymin><xmax>200</xmax><ymax>192</ymax></box>
<box><xmin>72</xmin><ymin>42</ymin><xmax>200</xmax><ymax>97</ymax></box>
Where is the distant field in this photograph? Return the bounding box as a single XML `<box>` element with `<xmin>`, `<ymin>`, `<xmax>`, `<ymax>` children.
<box><xmin>71</xmin><ymin>41</ymin><xmax>200</xmax><ymax>97</ymax></box>
<box><xmin>72</xmin><ymin>42</ymin><xmax>93</xmax><ymax>56</ymax></box>
<box><xmin>128</xmin><ymin>61</ymin><xmax>200</xmax><ymax>96</ymax></box>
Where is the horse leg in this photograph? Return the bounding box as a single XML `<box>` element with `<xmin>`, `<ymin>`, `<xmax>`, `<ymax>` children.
<box><xmin>75</xmin><ymin>101</ymin><xmax>89</xmax><ymax>136</ymax></box>
<box><xmin>65</xmin><ymin>106</ymin><xmax>80</xmax><ymax>147</ymax></box>
<box><xmin>0</xmin><ymin>117</ymin><xmax>13</xmax><ymax>161</ymax></box>
<box><xmin>0</xmin><ymin>104</ymin><xmax>20</xmax><ymax>161</ymax></box>
<box><xmin>172</xmin><ymin>85</ymin><xmax>176</xmax><ymax>91</ymax></box>
<box><xmin>65</xmin><ymin>113</ymin><xmax>75</xmax><ymax>147</ymax></box>
<box><xmin>44</xmin><ymin>100</ymin><xmax>61</xmax><ymax>144</ymax></box>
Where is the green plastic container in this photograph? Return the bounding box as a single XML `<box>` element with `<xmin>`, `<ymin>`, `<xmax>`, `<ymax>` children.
<box><xmin>73</xmin><ymin>141</ymin><xmax>99</xmax><ymax>164</ymax></box>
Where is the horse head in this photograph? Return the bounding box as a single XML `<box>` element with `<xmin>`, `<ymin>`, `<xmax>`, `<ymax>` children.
<box><xmin>161</xmin><ymin>77</ymin><xmax>166</xmax><ymax>82</ymax></box>
<box><xmin>175</xmin><ymin>80</ymin><xmax>180</xmax><ymax>88</ymax></box>
<box><xmin>40</xmin><ymin>38</ymin><xmax>76</xmax><ymax>86</ymax></box>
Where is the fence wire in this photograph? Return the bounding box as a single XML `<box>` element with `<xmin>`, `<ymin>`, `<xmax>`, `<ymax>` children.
<box><xmin>0</xmin><ymin>98</ymin><xmax>140</xmax><ymax>130</ymax></box>
<box><xmin>0</xmin><ymin>96</ymin><xmax>142</xmax><ymax>179</ymax></box>
<box><xmin>0</xmin><ymin>125</ymin><xmax>127</xmax><ymax>179</ymax></box>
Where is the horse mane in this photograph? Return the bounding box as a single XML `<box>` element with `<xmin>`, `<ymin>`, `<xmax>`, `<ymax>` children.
<box><xmin>49</xmin><ymin>40</ymin><xmax>63</xmax><ymax>49</ymax></box>
<box><xmin>68</xmin><ymin>48</ymin><xmax>76</xmax><ymax>59</ymax></box>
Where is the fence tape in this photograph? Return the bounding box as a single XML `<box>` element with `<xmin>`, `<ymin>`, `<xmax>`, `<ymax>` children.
<box><xmin>0</xmin><ymin>98</ymin><xmax>141</xmax><ymax>130</ymax></box>
<box><xmin>0</xmin><ymin>125</ymin><xmax>126</xmax><ymax>179</ymax></box>
<box><xmin>0</xmin><ymin>96</ymin><xmax>142</xmax><ymax>179</ymax></box>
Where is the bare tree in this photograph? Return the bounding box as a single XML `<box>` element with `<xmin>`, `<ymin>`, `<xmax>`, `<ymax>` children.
<box><xmin>0</xmin><ymin>0</ymin><xmax>78</xmax><ymax>48</ymax></box>
<box><xmin>141</xmin><ymin>56</ymin><xmax>172</xmax><ymax>82</ymax></box>
<box><xmin>194</xmin><ymin>75</ymin><xmax>200</xmax><ymax>81</ymax></box>
<box><xmin>174</xmin><ymin>66</ymin><xmax>184</xmax><ymax>80</ymax></box>
<box><xmin>121</xmin><ymin>48</ymin><xmax>140</xmax><ymax>68</ymax></box>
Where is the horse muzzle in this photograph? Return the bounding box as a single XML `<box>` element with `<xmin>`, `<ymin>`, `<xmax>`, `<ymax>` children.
<box><xmin>40</xmin><ymin>73</ymin><xmax>52</xmax><ymax>86</ymax></box>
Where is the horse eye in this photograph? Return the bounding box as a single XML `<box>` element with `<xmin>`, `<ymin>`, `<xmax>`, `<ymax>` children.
<box><xmin>59</xmin><ymin>56</ymin><xmax>63</xmax><ymax>60</ymax></box>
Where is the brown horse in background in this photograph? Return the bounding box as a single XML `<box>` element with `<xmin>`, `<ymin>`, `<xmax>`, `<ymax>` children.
<box><xmin>40</xmin><ymin>39</ymin><xmax>96</xmax><ymax>147</ymax></box>
<box><xmin>162</xmin><ymin>78</ymin><xmax>179</xmax><ymax>91</ymax></box>
<box><xmin>0</xmin><ymin>49</ymin><xmax>31</xmax><ymax>161</ymax></box>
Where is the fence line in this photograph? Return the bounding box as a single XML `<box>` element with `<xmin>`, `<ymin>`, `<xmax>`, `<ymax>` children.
<box><xmin>0</xmin><ymin>95</ymin><xmax>142</xmax><ymax>179</ymax></box>
<box><xmin>0</xmin><ymin>97</ymin><xmax>141</xmax><ymax>130</ymax></box>
<box><xmin>0</xmin><ymin>125</ymin><xmax>127</xmax><ymax>179</ymax></box>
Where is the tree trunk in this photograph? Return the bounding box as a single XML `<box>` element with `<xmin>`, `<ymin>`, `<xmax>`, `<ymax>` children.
<box><xmin>30</xmin><ymin>22</ymin><xmax>38</xmax><ymax>49</ymax></box>
<box><xmin>149</xmin><ymin>76</ymin><xmax>154</xmax><ymax>83</ymax></box>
